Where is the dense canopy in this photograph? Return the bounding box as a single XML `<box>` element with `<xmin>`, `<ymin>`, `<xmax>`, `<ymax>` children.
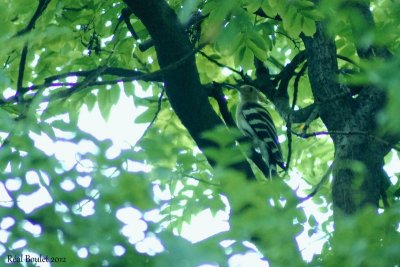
<box><xmin>1</xmin><ymin>0</ymin><xmax>400</xmax><ymax>266</ymax></box>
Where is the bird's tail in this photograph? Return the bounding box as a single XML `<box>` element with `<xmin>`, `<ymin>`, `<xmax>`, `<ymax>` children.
<box><xmin>259</xmin><ymin>142</ymin><xmax>278</xmax><ymax>178</ymax></box>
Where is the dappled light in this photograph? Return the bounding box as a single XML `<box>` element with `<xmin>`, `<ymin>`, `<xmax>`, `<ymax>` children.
<box><xmin>1</xmin><ymin>0</ymin><xmax>400</xmax><ymax>266</ymax></box>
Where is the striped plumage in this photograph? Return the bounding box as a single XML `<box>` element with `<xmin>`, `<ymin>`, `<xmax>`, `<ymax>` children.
<box><xmin>236</xmin><ymin>85</ymin><xmax>284</xmax><ymax>177</ymax></box>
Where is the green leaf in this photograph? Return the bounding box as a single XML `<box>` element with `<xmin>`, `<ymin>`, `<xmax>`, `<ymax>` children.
<box><xmin>202</xmin><ymin>126</ymin><xmax>239</xmax><ymax>147</ymax></box>
<box><xmin>234</xmin><ymin>46</ymin><xmax>246</xmax><ymax>67</ymax></box>
<box><xmin>302</xmin><ymin>17</ymin><xmax>316</xmax><ymax>36</ymax></box>
<box><xmin>124</xmin><ymin>82</ymin><xmax>135</xmax><ymax>96</ymax></box>
<box><xmin>134</xmin><ymin>106</ymin><xmax>157</xmax><ymax>124</ymax></box>
<box><xmin>246</xmin><ymin>31</ymin><xmax>268</xmax><ymax>61</ymax></box>
<box><xmin>0</xmin><ymin>69</ymin><xmax>11</xmax><ymax>88</ymax></box>
<box><xmin>243</xmin><ymin>0</ymin><xmax>263</xmax><ymax>13</ymax></box>
<box><xmin>297</xmin><ymin>210</ymin><xmax>307</xmax><ymax>224</ymax></box>
<box><xmin>98</xmin><ymin>88</ymin><xmax>112</xmax><ymax>121</ymax></box>
<box><xmin>296</xmin><ymin>0</ymin><xmax>315</xmax><ymax>10</ymax></box>
<box><xmin>308</xmin><ymin>214</ymin><xmax>318</xmax><ymax>227</ymax></box>
<box><xmin>204</xmin><ymin>146</ymin><xmax>246</xmax><ymax>166</ymax></box>
<box><xmin>109</xmin><ymin>87</ymin><xmax>121</xmax><ymax>106</ymax></box>
<box><xmin>242</xmin><ymin>47</ymin><xmax>254</xmax><ymax>70</ymax></box>
<box><xmin>215</xmin><ymin>21</ymin><xmax>244</xmax><ymax>56</ymax></box>
<box><xmin>85</xmin><ymin>93</ymin><xmax>97</xmax><ymax>111</ymax></box>
<box><xmin>261</xmin><ymin>0</ymin><xmax>278</xmax><ymax>17</ymax></box>
<box><xmin>284</xmin><ymin>6</ymin><xmax>302</xmax><ymax>37</ymax></box>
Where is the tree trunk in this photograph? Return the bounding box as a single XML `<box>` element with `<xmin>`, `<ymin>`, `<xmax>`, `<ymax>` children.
<box><xmin>303</xmin><ymin>22</ymin><xmax>391</xmax><ymax>216</ymax></box>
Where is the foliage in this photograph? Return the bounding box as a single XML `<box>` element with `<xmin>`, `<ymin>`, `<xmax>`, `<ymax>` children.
<box><xmin>0</xmin><ymin>0</ymin><xmax>399</xmax><ymax>266</ymax></box>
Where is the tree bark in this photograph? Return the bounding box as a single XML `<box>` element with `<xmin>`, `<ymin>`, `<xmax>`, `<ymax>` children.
<box><xmin>124</xmin><ymin>0</ymin><xmax>220</xmax><ymax>148</ymax></box>
<box><xmin>123</xmin><ymin>0</ymin><xmax>258</xmax><ymax>178</ymax></box>
<box><xmin>125</xmin><ymin>0</ymin><xmax>395</xmax><ymax>217</ymax></box>
<box><xmin>302</xmin><ymin>22</ymin><xmax>392</xmax><ymax>216</ymax></box>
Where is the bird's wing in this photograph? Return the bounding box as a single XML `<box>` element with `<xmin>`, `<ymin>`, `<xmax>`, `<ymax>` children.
<box><xmin>239</xmin><ymin>102</ymin><xmax>284</xmax><ymax>165</ymax></box>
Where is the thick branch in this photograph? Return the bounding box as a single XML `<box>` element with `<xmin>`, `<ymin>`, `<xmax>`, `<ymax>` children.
<box><xmin>124</xmin><ymin>0</ymin><xmax>255</xmax><ymax>178</ymax></box>
<box><xmin>254</xmin><ymin>52</ymin><xmax>314</xmax><ymax>124</ymax></box>
<box><xmin>16</xmin><ymin>0</ymin><xmax>51</xmax><ymax>37</ymax></box>
<box><xmin>136</xmin><ymin>12</ymin><xmax>207</xmax><ymax>52</ymax></box>
<box><xmin>206</xmin><ymin>84</ymin><xmax>236</xmax><ymax>127</ymax></box>
<box><xmin>302</xmin><ymin>22</ymin><xmax>393</xmax><ymax>215</ymax></box>
<box><xmin>344</xmin><ymin>2</ymin><xmax>392</xmax><ymax>60</ymax></box>
<box><xmin>20</xmin><ymin>69</ymin><xmax>163</xmax><ymax>99</ymax></box>
<box><xmin>275</xmin><ymin>51</ymin><xmax>306</xmax><ymax>98</ymax></box>
<box><xmin>17</xmin><ymin>45</ymin><xmax>28</xmax><ymax>101</ymax></box>
<box><xmin>291</xmin><ymin>129</ymin><xmax>399</xmax><ymax>152</ymax></box>
<box><xmin>301</xmin><ymin>23</ymin><xmax>353</xmax><ymax>132</ymax></box>
<box><xmin>19</xmin><ymin>51</ymin><xmax>202</xmax><ymax>102</ymax></box>
<box><xmin>344</xmin><ymin>2</ymin><xmax>397</xmax><ymax>145</ymax></box>
<box><xmin>15</xmin><ymin>0</ymin><xmax>51</xmax><ymax>101</ymax></box>
<box><xmin>43</xmin><ymin>67</ymin><xmax>160</xmax><ymax>84</ymax></box>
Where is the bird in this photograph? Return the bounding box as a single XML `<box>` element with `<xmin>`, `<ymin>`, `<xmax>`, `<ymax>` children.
<box><xmin>236</xmin><ymin>85</ymin><xmax>285</xmax><ymax>177</ymax></box>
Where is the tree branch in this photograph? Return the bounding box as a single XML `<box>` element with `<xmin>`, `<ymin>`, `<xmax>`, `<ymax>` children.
<box><xmin>254</xmin><ymin>51</ymin><xmax>315</xmax><ymax>124</ymax></box>
<box><xmin>43</xmin><ymin>67</ymin><xmax>160</xmax><ymax>84</ymax></box>
<box><xmin>15</xmin><ymin>0</ymin><xmax>51</xmax><ymax>102</ymax></box>
<box><xmin>199</xmin><ymin>51</ymin><xmax>245</xmax><ymax>78</ymax></box>
<box><xmin>206</xmin><ymin>83</ymin><xmax>236</xmax><ymax>127</ymax></box>
<box><xmin>16</xmin><ymin>45</ymin><xmax>28</xmax><ymax>102</ymax></box>
<box><xmin>286</xmin><ymin>62</ymin><xmax>308</xmax><ymax>171</ymax></box>
<box><xmin>290</xmin><ymin>129</ymin><xmax>399</xmax><ymax>152</ymax></box>
<box><xmin>343</xmin><ymin>2</ymin><xmax>399</xmax><ymax>150</ymax></box>
<box><xmin>337</xmin><ymin>54</ymin><xmax>359</xmax><ymax>67</ymax></box>
<box><xmin>301</xmin><ymin>24</ymin><xmax>353</xmax><ymax>132</ymax></box>
<box><xmin>120</xmin><ymin>8</ymin><xmax>139</xmax><ymax>39</ymax></box>
<box><xmin>134</xmin><ymin>88</ymin><xmax>165</xmax><ymax>147</ymax></box>
<box><xmin>16</xmin><ymin>0</ymin><xmax>51</xmax><ymax>37</ymax></box>
<box><xmin>344</xmin><ymin>2</ymin><xmax>392</xmax><ymax>60</ymax></box>
<box><xmin>124</xmin><ymin>0</ymin><xmax>255</xmax><ymax>178</ymax></box>
<box><xmin>136</xmin><ymin>12</ymin><xmax>207</xmax><ymax>52</ymax></box>
<box><xmin>17</xmin><ymin>46</ymin><xmax>205</xmax><ymax>104</ymax></box>
<box><xmin>300</xmin><ymin>22</ymin><xmax>393</xmax><ymax>214</ymax></box>
<box><xmin>275</xmin><ymin>51</ymin><xmax>307</xmax><ymax>98</ymax></box>
<box><xmin>299</xmin><ymin>163</ymin><xmax>333</xmax><ymax>202</ymax></box>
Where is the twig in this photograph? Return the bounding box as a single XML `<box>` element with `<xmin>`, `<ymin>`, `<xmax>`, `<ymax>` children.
<box><xmin>3</xmin><ymin>55</ymin><xmax>11</xmax><ymax>69</ymax></box>
<box><xmin>46</xmin><ymin>65</ymin><xmax>108</xmax><ymax>100</ymax></box>
<box><xmin>276</xmin><ymin>31</ymin><xmax>302</xmax><ymax>50</ymax></box>
<box><xmin>133</xmin><ymin>88</ymin><xmax>165</xmax><ymax>146</ymax></box>
<box><xmin>43</xmin><ymin>67</ymin><xmax>158</xmax><ymax>84</ymax></box>
<box><xmin>181</xmin><ymin>173</ymin><xmax>220</xmax><ymax>186</ymax></box>
<box><xmin>267</xmin><ymin>56</ymin><xmax>284</xmax><ymax>70</ymax></box>
<box><xmin>120</xmin><ymin>8</ymin><xmax>139</xmax><ymax>39</ymax></box>
<box><xmin>301</xmin><ymin>106</ymin><xmax>319</xmax><ymax>135</ymax></box>
<box><xmin>292</xmin><ymin>63</ymin><xmax>308</xmax><ymax>109</ymax></box>
<box><xmin>63</xmin><ymin>6</ymin><xmax>89</xmax><ymax>12</ymax></box>
<box><xmin>299</xmin><ymin>163</ymin><xmax>334</xmax><ymax>202</ymax></box>
<box><xmin>16</xmin><ymin>45</ymin><xmax>28</xmax><ymax>102</ymax></box>
<box><xmin>337</xmin><ymin>54</ymin><xmax>359</xmax><ymax>67</ymax></box>
<box><xmin>14</xmin><ymin>44</ymin><xmax>207</xmax><ymax>104</ymax></box>
<box><xmin>16</xmin><ymin>0</ymin><xmax>51</xmax><ymax>37</ymax></box>
<box><xmin>207</xmin><ymin>83</ymin><xmax>236</xmax><ymax>127</ymax></box>
<box><xmin>15</xmin><ymin>0</ymin><xmax>51</xmax><ymax>102</ymax></box>
<box><xmin>25</xmin><ymin>71</ymin><xmax>162</xmax><ymax>93</ymax></box>
<box><xmin>275</xmin><ymin>51</ymin><xmax>307</xmax><ymax>98</ymax></box>
<box><xmin>199</xmin><ymin>51</ymin><xmax>245</xmax><ymax>78</ymax></box>
<box><xmin>291</xmin><ymin>129</ymin><xmax>400</xmax><ymax>151</ymax></box>
<box><xmin>286</xmin><ymin>63</ymin><xmax>307</xmax><ymax>171</ymax></box>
